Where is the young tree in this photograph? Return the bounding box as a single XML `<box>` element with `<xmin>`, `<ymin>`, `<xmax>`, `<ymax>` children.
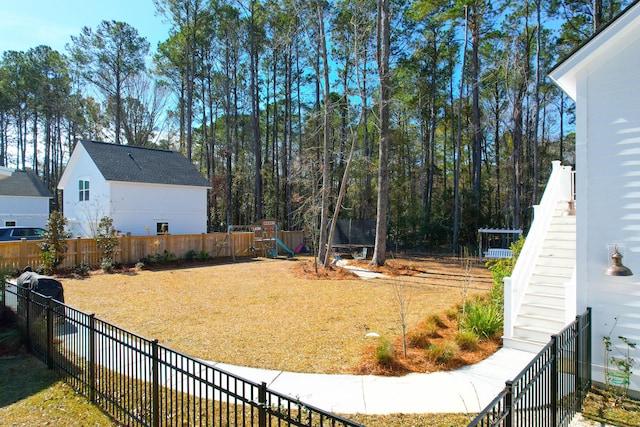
<box><xmin>96</xmin><ymin>216</ymin><xmax>120</xmax><ymax>271</ymax></box>
<box><xmin>38</xmin><ymin>211</ymin><xmax>72</xmax><ymax>274</ymax></box>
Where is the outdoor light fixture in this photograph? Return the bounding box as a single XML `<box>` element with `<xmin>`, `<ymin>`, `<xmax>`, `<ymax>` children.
<box><xmin>604</xmin><ymin>245</ymin><xmax>633</xmax><ymax>276</ymax></box>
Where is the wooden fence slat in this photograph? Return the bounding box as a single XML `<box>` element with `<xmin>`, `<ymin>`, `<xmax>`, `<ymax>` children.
<box><xmin>0</xmin><ymin>231</ymin><xmax>304</xmax><ymax>271</ymax></box>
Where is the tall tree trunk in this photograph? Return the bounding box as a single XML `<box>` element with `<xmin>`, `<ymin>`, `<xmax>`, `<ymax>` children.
<box><xmin>533</xmin><ymin>0</ymin><xmax>542</xmax><ymax>204</ymax></box>
<box><xmin>470</xmin><ymin>7</ymin><xmax>482</xmax><ymax>227</ymax></box>
<box><xmin>453</xmin><ymin>6</ymin><xmax>468</xmax><ymax>255</ymax></box>
<box><xmin>250</xmin><ymin>0</ymin><xmax>262</xmax><ymax>221</ymax></box>
<box><xmin>370</xmin><ymin>0</ymin><xmax>390</xmax><ymax>267</ymax></box>
<box><xmin>317</xmin><ymin>2</ymin><xmax>331</xmax><ymax>265</ymax></box>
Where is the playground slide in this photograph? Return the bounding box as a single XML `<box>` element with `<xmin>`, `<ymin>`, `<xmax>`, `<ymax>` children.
<box><xmin>275</xmin><ymin>238</ymin><xmax>294</xmax><ymax>256</ymax></box>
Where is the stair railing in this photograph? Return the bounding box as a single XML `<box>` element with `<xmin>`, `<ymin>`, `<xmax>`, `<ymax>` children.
<box><xmin>504</xmin><ymin>161</ymin><xmax>574</xmax><ymax>341</ymax></box>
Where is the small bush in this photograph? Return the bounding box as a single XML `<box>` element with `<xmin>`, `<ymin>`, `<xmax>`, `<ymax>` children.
<box><xmin>198</xmin><ymin>250</ymin><xmax>210</xmax><ymax>261</ymax></box>
<box><xmin>154</xmin><ymin>250</ymin><xmax>176</xmax><ymax>264</ymax></box>
<box><xmin>445</xmin><ymin>308</ymin><xmax>459</xmax><ymax>321</ymax></box>
<box><xmin>428</xmin><ymin>314</ymin><xmax>447</xmax><ymax>329</ymax></box>
<box><xmin>74</xmin><ymin>263</ymin><xmax>91</xmax><ymax>275</ymax></box>
<box><xmin>135</xmin><ymin>261</ymin><xmax>145</xmax><ymax>270</ymax></box>
<box><xmin>375</xmin><ymin>339</ymin><xmax>394</xmax><ymax>366</ymax></box>
<box><xmin>455</xmin><ymin>330</ymin><xmax>479</xmax><ymax>351</ymax></box>
<box><xmin>460</xmin><ymin>300</ymin><xmax>503</xmax><ymax>340</ymax></box>
<box><xmin>101</xmin><ymin>259</ymin><xmax>113</xmax><ymax>272</ymax></box>
<box><xmin>427</xmin><ymin>341</ymin><xmax>459</xmax><ymax>364</ymax></box>
<box><xmin>406</xmin><ymin>329</ymin><xmax>431</xmax><ymax>349</ymax></box>
<box><xmin>185</xmin><ymin>250</ymin><xmax>197</xmax><ymax>261</ymax></box>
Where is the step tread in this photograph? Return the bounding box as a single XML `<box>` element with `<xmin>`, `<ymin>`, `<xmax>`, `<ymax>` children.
<box><xmin>513</xmin><ymin>324</ymin><xmax>565</xmax><ymax>335</ymax></box>
<box><xmin>516</xmin><ymin>313</ymin><xmax>566</xmax><ymax>323</ymax></box>
<box><xmin>520</xmin><ymin>301</ymin><xmax>566</xmax><ymax>310</ymax></box>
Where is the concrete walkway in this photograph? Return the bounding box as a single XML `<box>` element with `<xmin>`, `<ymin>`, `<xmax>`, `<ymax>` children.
<box><xmin>208</xmin><ymin>347</ymin><xmax>536</xmax><ymax>415</ymax></box>
<box><xmin>335</xmin><ymin>259</ymin><xmax>388</xmax><ymax>280</ymax></box>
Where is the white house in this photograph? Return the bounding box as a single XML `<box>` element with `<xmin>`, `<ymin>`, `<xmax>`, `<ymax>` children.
<box><xmin>0</xmin><ymin>166</ymin><xmax>52</xmax><ymax>228</ymax></box>
<box><xmin>58</xmin><ymin>140</ymin><xmax>210</xmax><ymax>237</ymax></box>
<box><xmin>549</xmin><ymin>0</ymin><xmax>640</xmax><ymax>395</ymax></box>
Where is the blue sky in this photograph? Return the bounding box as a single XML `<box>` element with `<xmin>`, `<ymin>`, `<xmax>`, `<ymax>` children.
<box><xmin>0</xmin><ymin>0</ymin><xmax>171</xmax><ymax>56</ymax></box>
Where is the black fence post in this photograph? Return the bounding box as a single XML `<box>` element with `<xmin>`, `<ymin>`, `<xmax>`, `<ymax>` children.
<box><xmin>574</xmin><ymin>314</ymin><xmax>582</xmax><ymax>411</ymax></box>
<box><xmin>25</xmin><ymin>289</ymin><xmax>31</xmax><ymax>352</ymax></box>
<box><xmin>89</xmin><ymin>313</ymin><xmax>96</xmax><ymax>403</ymax></box>
<box><xmin>152</xmin><ymin>339</ymin><xmax>159</xmax><ymax>427</ymax></box>
<box><xmin>259</xmin><ymin>381</ymin><xmax>267</xmax><ymax>427</ymax></box>
<box><xmin>586</xmin><ymin>307</ymin><xmax>592</xmax><ymax>391</ymax></box>
<box><xmin>551</xmin><ymin>334</ymin><xmax>558</xmax><ymax>427</ymax></box>
<box><xmin>46</xmin><ymin>296</ymin><xmax>53</xmax><ymax>369</ymax></box>
<box><xmin>505</xmin><ymin>380</ymin><xmax>513</xmax><ymax>427</ymax></box>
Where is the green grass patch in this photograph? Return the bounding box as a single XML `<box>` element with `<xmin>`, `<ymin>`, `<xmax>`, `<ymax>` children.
<box><xmin>0</xmin><ymin>355</ymin><xmax>116</xmax><ymax>426</ymax></box>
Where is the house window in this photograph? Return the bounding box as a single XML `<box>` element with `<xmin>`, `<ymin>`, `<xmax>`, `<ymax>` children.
<box><xmin>5</xmin><ymin>221</ymin><xmax>16</xmax><ymax>226</ymax></box>
<box><xmin>79</xmin><ymin>180</ymin><xmax>90</xmax><ymax>201</ymax></box>
<box><xmin>156</xmin><ymin>222</ymin><xmax>169</xmax><ymax>235</ymax></box>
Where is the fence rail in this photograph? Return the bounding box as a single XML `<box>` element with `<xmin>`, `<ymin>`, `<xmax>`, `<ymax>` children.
<box><xmin>467</xmin><ymin>307</ymin><xmax>592</xmax><ymax>427</ymax></box>
<box><xmin>0</xmin><ymin>230</ymin><xmax>304</xmax><ymax>271</ymax></box>
<box><xmin>3</xmin><ymin>283</ymin><xmax>362</xmax><ymax>427</ymax></box>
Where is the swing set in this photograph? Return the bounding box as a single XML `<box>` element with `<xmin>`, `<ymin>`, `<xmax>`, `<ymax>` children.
<box><xmin>477</xmin><ymin>228</ymin><xmax>523</xmax><ymax>262</ymax></box>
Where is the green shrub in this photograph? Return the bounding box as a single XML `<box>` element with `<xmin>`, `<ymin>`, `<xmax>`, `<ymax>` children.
<box><xmin>101</xmin><ymin>259</ymin><xmax>113</xmax><ymax>272</ymax></box>
<box><xmin>74</xmin><ymin>263</ymin><xmax>91</xmax><ymax>275</ymax></box>
<box><xmin>198</xmin><ymin>251</ymin><xmax>210</xmax><ymax>261</ymax></box>
<box><xmin>154</xmin><ymin>250</ymin><xmax>176</xmax><ymax>264</ymax></box>
<box><xmin>427</xmin><ymin>341</ymin><xmax>458</xmax><ymax>364</ymax></box>
<box><xmin>375</xmin><ymin>339</ymin><xmax>394</xmax><ymax>366</ymax></box>
<box><xmin>486</xmin><ymin>238</ymin><xmax>524</xmax><ymax>308</ymax></box>
<box><xmin>185</xmin><ymin>250</ymin><xmax>197</xmax><ymax>261</ymax></box>
<box><xmin>455</xmin><ymin>330</ymin><xmax>479</xmax><ymax>351</ymax></box>
<box><xmin>135</xmin><ymin>261</ymin><xmax>145</xmax><ymax>270</ymax></box>
<box><xmin>460</xmin><ymin>300</ymin><xmax>503</xmax><ymax>340</ymax></box>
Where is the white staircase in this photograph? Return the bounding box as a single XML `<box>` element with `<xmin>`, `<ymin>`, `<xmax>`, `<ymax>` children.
<box><xmin>502</xmin><ymin>161</ymin><xmax>577</xmax><ymax>353</ymax></box>
<box><xmin>505</xmin><ymin>201</ymin><xmax>576</xmax><ymax>352</ymax></box>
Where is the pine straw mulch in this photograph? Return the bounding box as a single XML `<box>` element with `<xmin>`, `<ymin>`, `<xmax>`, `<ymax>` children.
<box><xmin>352</xmin><ymin>313</ymin><xmax>502</xmax><ymax>376</ymax></box>
<box><xmin>57</xmin><ymin>255</ymin><xmax>497</xmax><ymax>375</ymax></box>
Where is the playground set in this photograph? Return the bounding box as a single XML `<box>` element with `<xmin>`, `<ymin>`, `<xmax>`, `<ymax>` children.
<box><xmin>228</xmin><ymin>219</ymin><xmax>301</xmax><ymax>259</ymax></box>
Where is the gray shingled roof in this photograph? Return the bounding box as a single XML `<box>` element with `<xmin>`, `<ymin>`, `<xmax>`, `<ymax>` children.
<box><xmin>0</xmin><ymin>170</ymin><xmax>53</xmax><ymax>198</ymax></box>
<box><xmin>81</xmin><ymin>140</ymin><xmax>210</xmax><ymax>188</ymax></box>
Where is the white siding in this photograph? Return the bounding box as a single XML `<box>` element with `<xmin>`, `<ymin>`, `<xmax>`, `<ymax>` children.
<box><xmin>0</xmin><ymin>195</ymin><xmax>49</xmax><ymax>227</ymax></box>
<box><xmin>109</xmin><ymin>182</ymin><xmax>207</xmax><ymax>236</ymax></box>
<box><xmin>576</xmin><ymin>32</ymin><xmax>640</xmax><ymax>393</ymax></box>
<box><xmin>59</xmin><ymin>146</ymin><xmax>110</xmax><ymax>237</ymax></box>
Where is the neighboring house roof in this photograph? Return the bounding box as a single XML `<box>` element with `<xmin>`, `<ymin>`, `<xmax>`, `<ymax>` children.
<box><xmin>549</xmin><ymin>0</ymin><xmax>640</xmax><ymax>100</ymax></box>
<box><xmin>0</xmin><ymin>170</ymin><xmax>53</xmax><ymax>198</ymax></box>
<box><xmin>78</xmin><ymin>140</ymin><xmax>210</xmax><ymax>188</ymax></box>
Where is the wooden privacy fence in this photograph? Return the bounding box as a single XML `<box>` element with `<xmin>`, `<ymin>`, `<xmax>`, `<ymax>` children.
<box><xmin>0</xmin><ymin>231</ymin><xmax>304</xmax><ymax>271</ymax></box>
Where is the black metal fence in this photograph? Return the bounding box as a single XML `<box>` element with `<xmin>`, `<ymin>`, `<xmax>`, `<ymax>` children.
<box><xmin>467</xmin><ymin>308</ymin><xmax>592</xmax><ymax>427</ymax></box>
<box><xmin>3</xmin><ymin>283</ymin><xmax>364</xmax><ymax>427</ymax></box>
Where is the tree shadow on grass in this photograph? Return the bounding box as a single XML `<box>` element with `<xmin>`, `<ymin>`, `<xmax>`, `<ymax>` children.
<box><xmin>0</xmin><ymin>354</ymin><xmax>59</xmax><ymax>408</ymax></box>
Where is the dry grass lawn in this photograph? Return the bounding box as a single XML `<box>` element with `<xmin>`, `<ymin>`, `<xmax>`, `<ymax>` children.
<box><xmin>60</xmin><ymin>255</ymin><xmax>494</xmax><ymax>374</ymax></box>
